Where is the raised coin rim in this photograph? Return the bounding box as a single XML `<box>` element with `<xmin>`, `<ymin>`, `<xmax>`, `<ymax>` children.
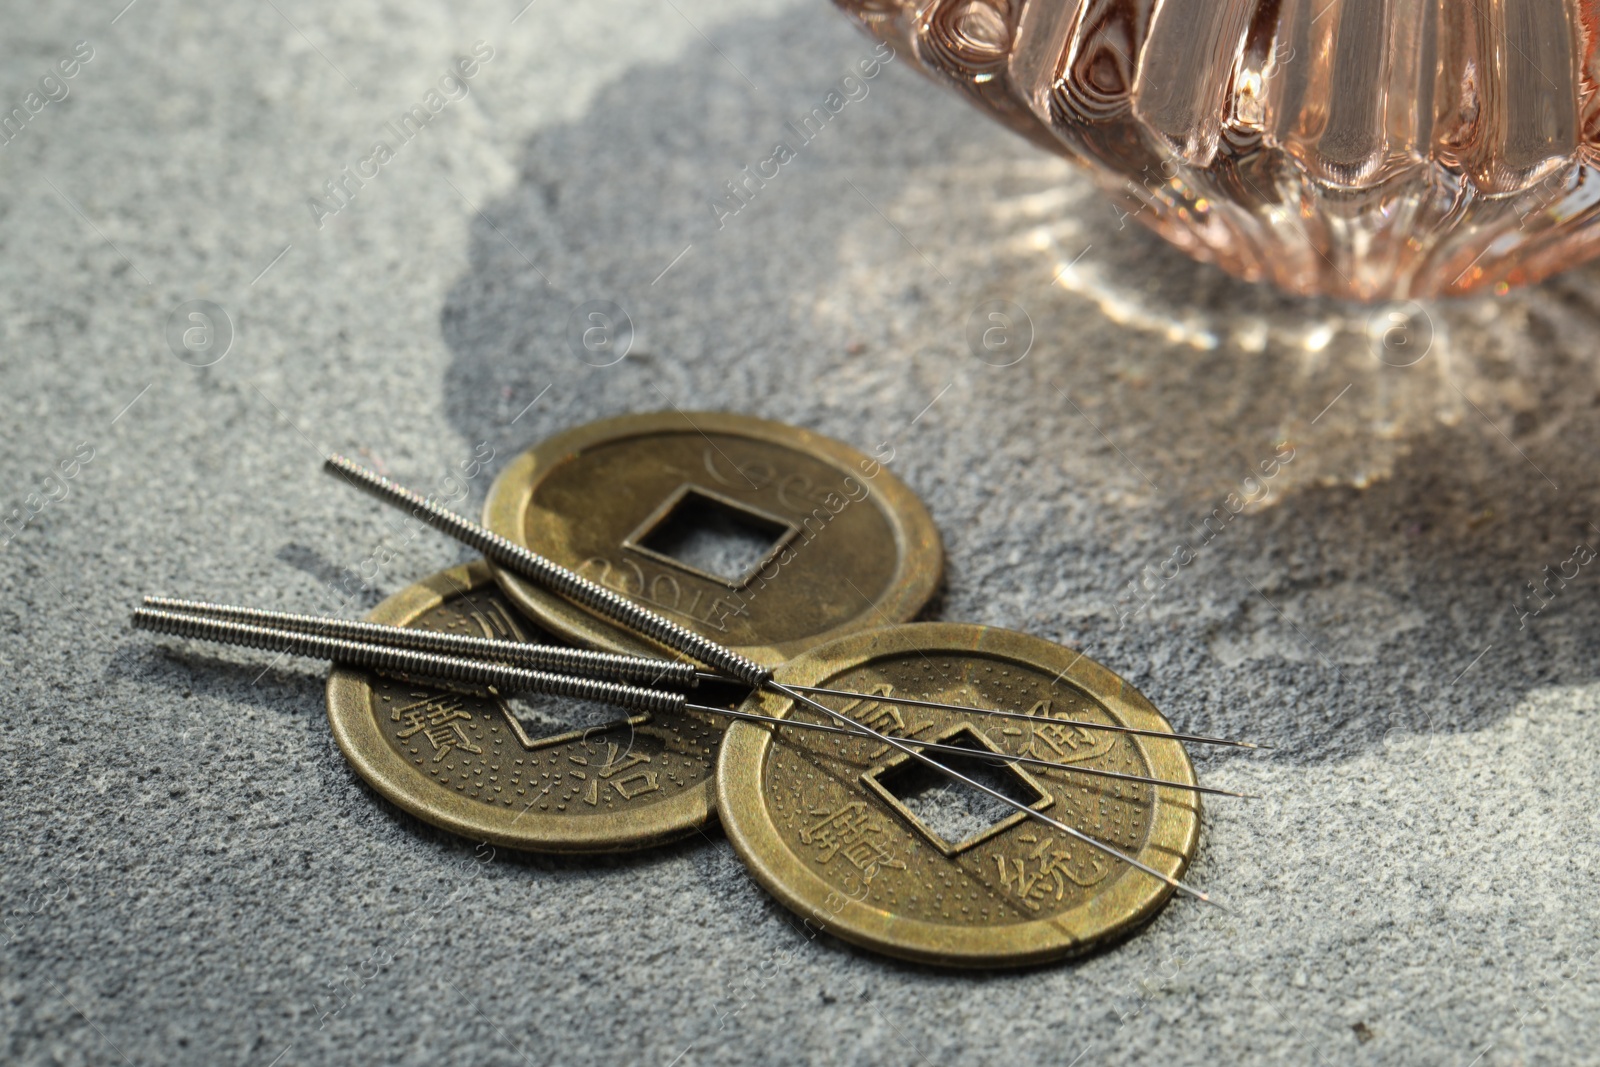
<box><xmin>326</xmin><ymin>560</ymin><xmax>716</xmax><ymax>853</ymax></box>
<box><xmin>716</xmin><ymin>622</ymin><xmax>1202</xmax><ymax>967</ymax></box>
<box><xmin>481</xmin><ymin>410</ymin><xmax>944</xmax><ymax>666</ymax></box>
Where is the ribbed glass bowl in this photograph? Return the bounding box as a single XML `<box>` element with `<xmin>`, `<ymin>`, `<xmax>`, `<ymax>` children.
<box><xmin>837</xmin><ymin>0</ymin><xmax>1600</xmax><ymax>299</ymax></box>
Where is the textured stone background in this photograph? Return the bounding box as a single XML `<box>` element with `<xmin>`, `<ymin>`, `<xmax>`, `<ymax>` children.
<box><xmin>4</xmin><ymin>1</ymin><xmax>1600</xmax><ymax>1064</ymax></box>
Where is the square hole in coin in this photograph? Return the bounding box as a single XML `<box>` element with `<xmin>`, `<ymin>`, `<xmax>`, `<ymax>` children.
<box><xmin>865</xmin><ymin>728</ymin><xmax>1049</xmax><ymax>854</ymax></box>
<box><xmin>502</xmin><ymin>691</ymin><xmax>638</xmax><ymax>747</ymax></box>
<box><xmin>626</xmin><ymin>485</ymin><xmax>797</xmax><ymax>588</ymax></box>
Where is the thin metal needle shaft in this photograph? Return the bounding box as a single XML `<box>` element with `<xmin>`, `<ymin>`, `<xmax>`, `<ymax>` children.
<box><xmin>686</xmin><ymin>703</ymin><xmax>1253</xmax><ymax>798</ymax></box>
<box><xmin>320</xmin><ymin>455</ymin><xmax>1216</xmax><ymax>903</ymax></box>
<box><xmin>780</xmin><ymin>682</ymin><xmax>1264</xmax><ymax>750</ymax></box>
<box><xmin>768</xmin><ymin>681</ymin><xmax>1212</xmax><ymax>903</ymax></box>
<box><xmin>143</xmin><ymin>596</ymin><xmax>699</xmax><ymax>689</ymax></box>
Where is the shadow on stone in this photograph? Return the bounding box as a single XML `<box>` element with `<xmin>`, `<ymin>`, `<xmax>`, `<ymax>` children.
<box><xmin>440</xmin><ymin>5</ymin><xmax>1600</xmax><ymax>766</ymax></box>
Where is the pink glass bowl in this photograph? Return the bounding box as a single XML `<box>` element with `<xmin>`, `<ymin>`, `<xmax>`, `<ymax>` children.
<box><xmin>837</xmin><ymin>0</ymin><xmax>1600</xmax><ymax>299</ymax></box>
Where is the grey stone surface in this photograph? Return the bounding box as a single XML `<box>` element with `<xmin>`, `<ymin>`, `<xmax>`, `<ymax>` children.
<box><xmin>4</xmin><ymin>1</ymin><xmax>1600</xmax><ymax>1064</ymax></box>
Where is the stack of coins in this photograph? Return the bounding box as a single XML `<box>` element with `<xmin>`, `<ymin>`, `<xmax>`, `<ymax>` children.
<box><xmin>141</xmin><ymin>411</ymin><xmax>1235</xmax><ymax>967</ymax></box>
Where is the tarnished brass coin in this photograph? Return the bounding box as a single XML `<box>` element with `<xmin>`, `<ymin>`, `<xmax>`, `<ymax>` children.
<box><xmin>325</xmin><ymin>561</ymin><xmax>721</xmax><ymax>852</ymax></box>
<box><xmin>482</xmin><ymin>411</ymin><xmax>941</xmax><ymax>666</ymax></box>
<box><xmin>717</xmin><ymin>623</ymin><xmax>1201</xmax><ymax>967</ymax></box>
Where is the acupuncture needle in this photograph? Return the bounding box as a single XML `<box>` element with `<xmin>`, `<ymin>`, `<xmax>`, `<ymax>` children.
<box><xmin>148</xmin><ymin>597</ymin><xmax>1259</xmax><ymax>750</ymax></box>
<box><xmin>140</xmin><ymin>596</ymin><xmax>698</xmax><ymax>688</ymax></box>
<box><xmin>321</xmin><ymin>455</ymin><xmax>1216</xmax><ymax>902</ymax></box>
<box><xmin>131</xmin><ymin>608</ymin><xmax>1251</xmax><ymax>798</ymax></box>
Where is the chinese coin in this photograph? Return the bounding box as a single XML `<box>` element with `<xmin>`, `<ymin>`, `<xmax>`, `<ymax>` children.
<box><xmin>716</xmin><ymin>623</ymin><xmax>1201</xmax><ymax>966</ymax></box>
<box><xmin>481</xmin><ymin>411</ymin><xmax>942</xmax><ymax>667</ymax></box>
<box><xmin>326</xmin><ymin>561</ymin><xmax>722</xmax><ymax>852</ymax></box>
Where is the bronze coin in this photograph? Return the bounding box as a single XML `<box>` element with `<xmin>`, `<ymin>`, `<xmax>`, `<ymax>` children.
<box><xmin>481</xmin><ymin>411</ymin><xmax>942</xmax><ymax>667</ymax></box>
<box><xmin>325</xmin><ymin>561</ymin><xmax>721</xmax><ymax>852</ymax></box>
<box><xmin>717</xmin><ymin>623</ymin><xmax>1202</xmax><ymax>967</ymax></box>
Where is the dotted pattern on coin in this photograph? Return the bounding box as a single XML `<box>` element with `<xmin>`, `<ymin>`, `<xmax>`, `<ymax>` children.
<box><xmin>327</xmin><ymin>561</ymin><xmax>723</xmax><ymax>852</ymax></box>
<box><xmin>482</xmin><ymin>411</ymin><xmax>942</xmax><ymax>666</ymax></box>
<box><xmin>717</xmin><ymin>623</ymin><xmax>1200</xmax><ymax>967</ymax></box>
